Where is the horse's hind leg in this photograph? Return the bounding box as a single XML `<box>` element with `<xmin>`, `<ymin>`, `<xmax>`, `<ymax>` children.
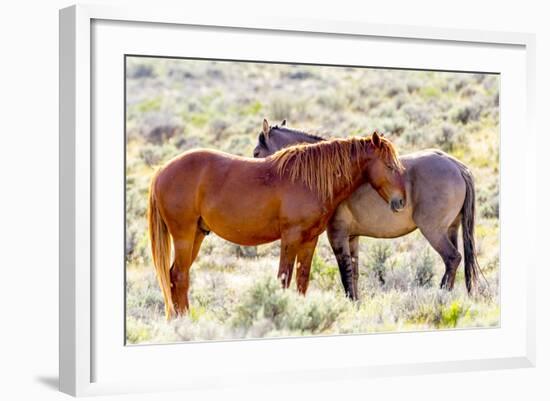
<box><xmin>296</xmin><ymin>237</ymin><xmax>319</xmax><ymax>295</ymax></box>
<box><xmin>443</xmin><ymin>217</ymin><xmax>461</xmax><ymax>289</ymax></box>
<box><xmin>169</xmin><ymin>223</ymin><xmax>202</xmax><ymax>316</ymax></box>
<box><xmin>418</xmin><ymin>225</ymin><xmax>462</xmax><ymax>291</ymax></box>
<box><xmin>191</xmin><ymin>226</ymin><xmax>206</xmax><ymax>263</ymax></box>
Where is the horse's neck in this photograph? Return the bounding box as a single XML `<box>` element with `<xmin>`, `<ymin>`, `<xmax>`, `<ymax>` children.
<box><xmin>329</xmin><ymin>159</ymin><xmax>369</xmax><ymax>207</ymax></box>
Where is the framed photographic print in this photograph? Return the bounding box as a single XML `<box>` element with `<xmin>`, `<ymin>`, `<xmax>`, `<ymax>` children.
<box><xmin>59</xmin><ymin>4</ymin><xmax>536</xmax><ymax>396</ymax></box>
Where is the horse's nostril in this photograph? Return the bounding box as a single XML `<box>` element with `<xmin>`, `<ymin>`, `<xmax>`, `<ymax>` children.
<box><xmin>391</xmin><ymin>198</ymin><xmax>405</xmax><ymax>211</ymax></box>
<box><xmin>253</xmin><ymin>151</ymin><xmax>260</xmax><ymax>158</ymax></box>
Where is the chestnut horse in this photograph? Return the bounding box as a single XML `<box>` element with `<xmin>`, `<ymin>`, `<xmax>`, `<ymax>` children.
<box><xmin>253</xmin><ymin>120</ymin><xmax>483</xmax><ymax>299</ymax></box>
<box><xmin>149</xmin><ymin>119</ymin><xmax>406</xmax><ymax>319</ymax></box>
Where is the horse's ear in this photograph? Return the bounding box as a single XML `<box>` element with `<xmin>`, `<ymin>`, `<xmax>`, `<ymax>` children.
<box><xmin>263</xmin><ymin>118</ymin><xmax>270</xmax><ymax>137</ymax></box>
<box><xmin>372</xmin><ymin>131</ymin><xmax>382</xmax><ymax>148</ymax></box>
<box><xmin>281</xmin><ymin>119</ymin><xmax>286</xmax><ymax>126</ymax></box>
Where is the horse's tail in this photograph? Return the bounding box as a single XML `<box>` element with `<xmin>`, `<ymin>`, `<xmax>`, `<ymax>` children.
<box><xmin>453</xmin><ymin>158</ymin><xmax>484</xmax><ymax>293</ymax></box>
<box><xmin>148</xmin><ymin>170</ymin><xmax>175</xmax><ymax>320</ymax></box>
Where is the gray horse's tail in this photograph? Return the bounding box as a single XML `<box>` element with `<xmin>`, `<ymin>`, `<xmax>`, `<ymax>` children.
<box><xmin>453</xmin><ymin>158</ymin><xmax>484</xmax><ymax>293</ymax></box>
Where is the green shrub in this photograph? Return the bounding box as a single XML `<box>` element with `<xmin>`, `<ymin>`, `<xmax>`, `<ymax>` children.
<box><xmin>477</xmin><ymin>182</ymin><xmax>500</xmax><ymax>219</ymax></box>
<box><xmin>420</xmin><ymin>86</ymin><xmax>441</xmax><ymax>99</ymax></box>
<box><xmin>270</xmin><ymin>98</ymin><xmax>292</xmax><ymax>120</ymax></box>
<box><xmin>403</xmin><ymin>130</ymin><xmax>422</xmax><ymax>146</ymax></box>
<box><xmin>316</xmin><ymin>90</ymin><xmax>348</xmax><ymax>112</ymax></box>
<box><xmin>235</xmin><ymin>245</ymin><xmax>258</xmax><ymax>258</ymax></box>
<box><xmin>310</xmin><ymin>254</ymin><xmax>339</xmax><ymax>291</ymax></box>
<box><xmin>406</xmin><ymin>80</ymin><xmax>421</xmax><ymax>94</ymax></box>
<box><xmin>381</xmin><ymin>117</ymin><xmax>407</xmax><ymax>136</ymax></box>
<box><xmin>401</xmin><ymin>103</ymin><xmax>431</xmax><ymax>126</ymax></box>
<box><xmin>126</xmin><ymin>317</ymin><xmax>153</xmax><ymax>343</ymax></box>
<box><xmin>386</xmin><ymin>84</ymin><xmax>403</xmax><ymax>97</ymax></box>
<box><xmin>139</xmin><ymin>146</ymin><xmax>165</xmax><ymax>167</ymax></box>
<box><xmin>229</xmin><ymin>275</ymin><xmax>347</xmax><ymax>335</ymax></box>
<box><xmin>127</xmin><ymin>62</ymin><xmax>155</xmax><ymax>79</ymax></box>
<box><xmin>453</xmin><ymin>101</ymin><xmax>483</xmax><ymax>124</ymax></box>
<box><xmin>441</xmin><ymin>301</ymin><xmax>465</xmax><ymax>328</ymax></box>
<box><xmin>284</xmin><ymin>292</ymin><xmax>347</xmax><ymax>333</ymax></box>
<box><xmin>138</xmin><ymin>142</ymin><xmax>178</xmax><ymax>168</ymax></box>
<box><xmin>125</xmin><ymin>177</ymin><xmax>150</xmax><ymax>264</ymax></box>
<box><xmin>368</xmin><ymin>243</ymin><xmax>391</xmax><ymax>285</ymax></box>
<box><xmin>136</xmin><ymin>97</ymin><xmax>162</xmax><ymax>113</ymax></box>
<box><xmin>436</xmin><ymin>123</ymin><xmax>458</xmax><ymax>151</ymax></box>
<box><xmin>413</xmin><ymin>250</ymin><xmax>435</xmax><ymax>288</ymax></box>
<box><xmin>230</xmin><ymin>276</ymin><xmax>290</xmax><ymax>329</ymax></box>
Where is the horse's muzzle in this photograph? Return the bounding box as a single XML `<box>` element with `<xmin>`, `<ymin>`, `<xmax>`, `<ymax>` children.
<box><xmin>390</xmin><ymin>197</ymin><xmax>405</xmax><ymax>213</ymax></box>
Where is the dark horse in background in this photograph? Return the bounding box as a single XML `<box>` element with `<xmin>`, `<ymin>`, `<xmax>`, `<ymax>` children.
<box><xmin>149</xmin><ymin>119</ymin><xmax>406</xmax><ymax>319</ymax></box>
<box><xmin>254</xmin><ymin>120</ymin><xmax>483</xmax><ymax>300</ymax></box>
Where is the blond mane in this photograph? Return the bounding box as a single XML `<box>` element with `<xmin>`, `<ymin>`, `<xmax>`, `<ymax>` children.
<box><xmin>269</xmin><ymin>133</ymin><xmax>403</xmax><ymax>202</ymax></box>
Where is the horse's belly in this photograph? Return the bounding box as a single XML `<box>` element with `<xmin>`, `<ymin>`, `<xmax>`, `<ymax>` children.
<box><xmin>200</xmin><ymin>198</ymin><xmax>281</xmax><ymax>246</ymax></box>
<box><xmin>354</xmin><ymin>210</ymin><xmax>417</xmax><ymax>238</ymax></box>
<box><xmin>207</xmin><ymin>221</ymin><xmax>280</xmax><ymax>246</ymax></box>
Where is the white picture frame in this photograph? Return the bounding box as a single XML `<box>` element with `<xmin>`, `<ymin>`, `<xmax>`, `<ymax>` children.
<box><xmin>59</xmin><ymin>4</ymin><xmax>536</xmax><ymax>397</ymax></box>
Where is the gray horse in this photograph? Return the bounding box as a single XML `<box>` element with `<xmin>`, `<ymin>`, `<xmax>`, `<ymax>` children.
<box><xmin>253</xmin><ymin>120</ymin><xmax>482</xmax><ymax>299</ymax></box>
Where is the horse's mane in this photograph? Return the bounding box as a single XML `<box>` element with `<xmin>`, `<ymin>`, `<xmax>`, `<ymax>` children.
<box><xmin>269</xmin><ymin>133</ymin><xmax>403</xmax><ymax>202</ymax></box>
<box><xmin>259</xmin><ymin>126</ymin><xmax>325</xmax><ymax>148</ymax></box>
<box><xmin>271</xmin><ymin>125</ymin><xmax>326</xmax><ymax>142</ymax></box>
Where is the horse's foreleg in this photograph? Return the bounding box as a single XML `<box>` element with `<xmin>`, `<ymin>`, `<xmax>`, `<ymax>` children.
<box><xmin>328</xmin><ymin>226</ymin><xmax>356</xmax><ymax>300</ymax></box>
<box><xmin>349</xmin><ymin>236</ymin><xmax>360</xmax><ymax>299</ymax></box>
<box><xmin>296</xmin><ymin>237</ymin><xmax>319</xmax><ymax>295</ymax></box>
<box><xmin>278</xmin><ymin>239</ymin><xmax>299</xmax><ymax>289</ymax></box>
